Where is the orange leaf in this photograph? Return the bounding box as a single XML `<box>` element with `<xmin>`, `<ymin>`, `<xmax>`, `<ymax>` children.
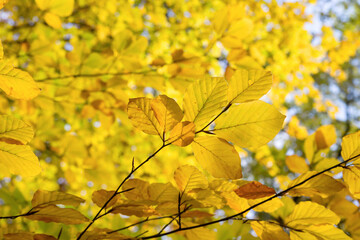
<box><xmin>234</xmin><ymin>181</ymin><xmax>276</xmax><ymax>199</ymax></box>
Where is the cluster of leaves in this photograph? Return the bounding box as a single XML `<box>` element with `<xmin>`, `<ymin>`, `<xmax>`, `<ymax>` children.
<box><xmin>0</xmin><ymin>0</ymin><xmax>360</xmax><ymax>239</ymax></box>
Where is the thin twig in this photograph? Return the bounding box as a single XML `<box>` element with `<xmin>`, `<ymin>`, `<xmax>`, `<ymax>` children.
<box><xmin>140</xmin><ymin>153</ymin><xmax>360</xmax><ymax>239</ymax></box>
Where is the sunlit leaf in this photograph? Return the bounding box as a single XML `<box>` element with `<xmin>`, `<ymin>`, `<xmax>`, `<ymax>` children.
<box><xmin>343</xmin><ymin>166</ymin><xmax>360</xmax><ymax>199</ymax></box>
<box><xmin>214</xmin><ymin>100</ymin><xmax>285</xmax><ymax>148</ymax></box>
<box><xmin>0</xmin><ymin>60</ymin><xmax>40</xmax><ymax>100</ymax></box>
<box><xmin>227</xmin><ymin>69</ymin><xmax>272</xmax><ymax>103</ymax></box>
<box><xmin>127</xmin><ymin>97</ymin><xmax>162</xmax><ymax>137</ymax></box>
<box><xmin>32</xmin><ymin>189</ymin><xmax>85</xmax><ymax>207</ymax></box>
<box><xmin>285</xmin><ymin>201</ymin><xmax>340</xmax><ymax>227</ymax></box>
<box><xmin>35</xmin><ymin>0</ymin><xmax>74</xmax><ymax>17</ymax></box>
<box><xmin>341</xmin><ymin>130</ymin><xmax>360</xmax><ymax>161</ymax></box>
<box><xmin>285</xmin><ymin>155</ymin><xmax>309</xmax><ymax>174</ymax></box>
<box><xmin>315</xmin><ymin>125</ymin><xmax>336</xmax><ymax>149</ymax></box>
<box><xmin>0</xmin><ymin>142</ymin><xmax>40</xmax><ymax>176</ymax></box>
<box><xmin>234</xmin><ymin>181</ymin><xmax>275</xmax><ymax>199</ymax></box>
<box><xmin>174</xmin><ymin>165</ymin><xmax>208</xmax><ymax>192</ymax></box>
<box><xmin>192</xmin><ymin>136</ymin><xmax>242</xmax><ymax>179</ymax></box>
<box><xmin>251</xmin><ymin>221</ymin><xmax>290</xmax><ymax>240</ymax></box>
<box><xmin>25</xmin><ymin>205</ymin><xmax>89</xmax><ymax>224</ymax></box>
<box><xmin>0</xmin><ymin>115</ymin><xmax>34</xmax><ymax>144</ymax></box>
<box><xmin>168</xmin><ymin>121</ymin><xmax>195</xmax><ymax>146</ymax></box>
<box><xmin>92</xmin><ymin>189</ymin><xmax>119</xmax><ymax>209</ymax></box>
<box><xmin>287</xmin><ymin>172</ymin><xmax>344</xmax><ymax>198</ymax></box>
<box><xmin>183</xmin><ymin>76</ymin><xmax>228</xmax><ymax>131</ymax></box>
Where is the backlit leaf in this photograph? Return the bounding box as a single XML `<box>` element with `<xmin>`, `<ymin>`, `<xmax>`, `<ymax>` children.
<box><xmin>343</xmin><ymin>166</ymin><xmax>360</xmax><ymax>199</ymax></box>
<box><xmin>285</xmin><ymin>201</ymin><xmax>340</xmax><ymax>227</ymax></box>
<box><xmin>32</xmin><ymin>189</ymin><xmax>85</xmax><ymax>207</ymax></box>
<box><xmin>285</xmin><ymin>155</ymin><xmax>309</xmax><ymax>174</ymax></box>
<box><xmin>287</xmin><ymin>171</ymin><xmax>344</xmax><ymax>198</ymax></box>
<box><xmin>227</xmin><ymin>69</ymin><xmax>272</xmax><ymax>103</ymax></box>
<box><xmin>183</xmin><ymin>76</ymin><xmax>228</xmax><ymax>131</ymax></box>
<box><xmin>35</xmin><ymin>0</ymin><xmax>74</xmax><ymax>17</ymax></box>
<box><xmin>315</xmin><ymin>125</ymin><xmax>336</xmax><ymax>149</ymax></box>
<box><xmin>168</xmin><ymin>121</ymin><xmax>195</xmax><ymax>147</ymax></box>
<box><xmin>341</xmin><ymin>130</ymin><xmax>360</xmax><ymax>161</ymax></box>
<box><xmin>0</xmin><ymin>115</ymin><xmax>34</xmax><ymax>144</ymax></box>
<box><xmin>234</xmin><ymin>181</ymin><xmax>275</xmax><ymax>199</ymax></box>
<box><xmin>192</xmin><ymin>136</ymin><xmax>242</xmax><ymax>179</ymax></box>
<box><xmin>25</xmin><ymin>205</ymin><xmax>89</xmax><ymax>224</ymax></box>
<box><xmin>91</xmin><ymin>189</ymin><xmax>119</xmax><ymax>209</ymax></box>
<box><xmin>251</xmin><ymin>221</ymin><xmax>290</xmax><ymax>240</ymax></box>
<box><xmin>122</xmin><ymin>179</ymin><xmax>150</xmax><ymax>201</ymax></box>
<box><xmin>174</xmin><ymin>165</ymin><xmax>208</xmax><ymax>192</ymax></box>
<box><xmin>213</xmin><ymin>100</ymin><xmax>285</xmax><ymax>148</ymax></box>
<box><xmin>0</xmin><ymin>60</ymin><xmax>40</xmax><ymax>100</ymax></box>
<box><xmin>0</xmin><ymin>142</ymin><xmax>40</xmax><ymax>176</ymax></box>
<box><xmin>150</xmin><ymin>95</ymin><xmax>183</xmax><ymax>133</ymax></box>
<box><xmin>127</xmin><ymin>97</ymin><xmax>162</xmax><ymax>137</ymax></box>
<box><xmin>291</xmin><ymin>224</ymin><xmax>351</xmax><ymax>240</ymax></box>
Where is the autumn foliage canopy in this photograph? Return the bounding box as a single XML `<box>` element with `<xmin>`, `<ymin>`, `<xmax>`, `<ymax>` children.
<box><xmin>0</xmin><ymin>0</ymin><xmax>360</xmax><ymax>239</ymax></box>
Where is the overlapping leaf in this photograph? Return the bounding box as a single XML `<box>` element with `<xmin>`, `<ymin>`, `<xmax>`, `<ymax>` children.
<box><xmin>174</xmin><ymin>165</ymin><xmax>208</xmax><ymax>192</ymax></box>
<box><xmin>227</xmin><ymin>69</ymin><xmax>272</xmax><ymax>103</ymax></box>
<box><xmin>285</xmin><ymin>201</ymin><xmax>340</xmax><ymax>227</ymax></box>
<box><xmin>25</xmin><ymin>205</ymin><xmax>89</xmax><ymax>224</ymax></box>
<box><xmin>343</xmin><ymin>166</ymin><xmax>360</xmax><ymax>199</ymax></box>
<box><xmin>0</xmin><ymin>60</ymin><xmax>40</xmax><ymax>100</ymax></box>
<box><xmin>0</xmin><ymin>115</ymin><xmax>34</xmax><ymax>144</ymax></box>
<box><xmin>287</xmin><ymin>172</ymin><xmax>344</xmax><ymax>198</ymax></box>
<box><xmin>234</xmin><ymin>181</ymin><xmax>275</xmax><ymax>199</ymax></box>
<box><xmin>183</xmin><ymin>76</ymin><xmax>228</xmax><ymax>131</ymax></box>
<box><xmin>341</xmin><ymin>130</ymin><xmax>360</xmax><ymax>160</ymax></box>
<box><xmin>168</xmin><ymin>121</ymin><xmax>195</xmax><ymax>146</ymax></box>
<box><xmin>213</xmin><ymin>100</ymin><xmax>285</xmax><ymax>148</ymax></box>
<box><xmin>192</xmin><ymin>136</ymin><xmax>242</xmax><ymax>179</ymax></box>
<box><xmin>32</xmin><ymin>190</ymin><xmax>85</xmax><ymax>208</ymax></box>
<box><xmin>0</xmin><ymin>142</ymin><xmax>40</xmax><ymax>177</ymax></box>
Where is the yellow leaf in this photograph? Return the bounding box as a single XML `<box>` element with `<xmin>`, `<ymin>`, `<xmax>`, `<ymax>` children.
<box><xmin>315</xmin><ymin>125</ymin><xmax>336</xmax><ymax>149</ymax></box>
<box><xmin>0</xmin><ymin>142</ymin><xmax>40</xmax><ymax>176</ymax></box>
<box><xmin>150</xmin><ymin>95</ymin><xmax>183</xmax><ymax>133</ymax></box>
<box><xmin>343</xmin><ymin>166</ymin><xmax>360</xmax><ymax>199</ymax></box>
<box><xmin>0</xmin><ymin>40</ymin><xmax>3</xmax><ymax>59</ymax></box>
<box><xmin>44</xmin><ymin>12</ymin><xmax>62</xmax><ymax>29</ymax></box>
<box><xmin>148</xmin><ymin>183</ymin><xmax>179</xmax><ymax>203</ymax></box>
<box><xmin>222</xmin><ymin>191</ymin><xmax>250</xmax><ymax>212</ymax></box>
<box><xmin>251</xmin><ymin>221</ymin><xmax>290</xmax><ymax>240</ymax></box>
<box><xmin>192</xmin><ymin>136</ymin><xmax>242</xmax><ymax>179</ymax></box>
<box><xmin>249</xmin><ymin>197</ymin><xmax>283</xmax><ymax>213</ymax></box>
<box><xmin>3</xmin><ymin>233</ymin><xmax>34</xmax><ymax>240</ymax></box>
<box><xmin>32</xmin><ymin>189</ymin><xmax>85</xmax><ymax>208</ymax></box>
<box><xmin>291</xmin><ymin>224</ymin><xmax>351</xmax><ymax>240</ymax></box>
<box><xmin>211</xmin><ymin>7</ymin><xmax>229</xmax><ymax>36</ymax></box>
<box><xmin>168</xmin><ymin>121</ymin><xmax>195</xmax><ymax>147</ymax></box>
<box><xmin>35</xmin><ymin>0</ymin><xmax>74</xmax><ymax>17</ymax></box>
<box><xmin>174</xmin><ymin>165</ymin><xmax>208</xmax><ymax>192</ymax></box>
<box><xmin>127</xmin><ymin>97</ymin><xmax>162</xmax><ymax>137</ymax></box>
<box><xmin>0</xmin><ymin>115</ymin><xmax>34</xmax><ymax>144</ymax></box>
<box><xmin>285</xmin><ymin>155</ymin><xmax>309</xmax><ymax>174</ymax></box>
<box><xmin>221</xmin><ymin>18</ymin><xmax>254</xmax><ymax>49</ymax></box>
<box><xmin>0</xmin><ymin>60</ymin><xmax>40</xmax><ymax>100</ymax></box>
<box><xmin>287</xmin><ymin>171</ymin><xmax>344</xmax><ymax>198</ymax></box>
<box><xmin>341</xmin><ymin>130</ymin><xmax>360</xmax><ymax>160</ymax></box>
<box><xmin>111</xmin><ymin>203</ymin><xmax>156</xmax><ymax>217</ymax></box>
<box><xmin>183</xmin><ymin>222</ymin><xmax>216</xmax><ymax>240</ymax></box>
<box><xmin>122</xmin><ymin>179</ymin><xmax>150</xmax><ymax>201</ymax></box>
<box><xmin>304</xmin><ymin>133</ymin><xmax>316</xmax><ymax>162</ymax></box>
<box><xmin>234</xmin><ymin>181</ymin><xmax>275</xmax><ymax>199</ymax></box>
<box><xmin>285</xmin><ymin>201</ymin><xmax>340</xmax><ymax>227</ymax></box>
<box><xmin>91</xmin><ymin>189</ymin><xmax>119</xmax><ymax>209</ymax></box>
<box><xmin>0</xmin><ymin>0</ymin><xmax>8</xmax><ymax>10</ymax></box>
<box><xmin>213</xmin><ymin>100</ymin><xmax>285</xmax><ymax>148</ymax></box>
<box><xmin>227</xmin><ymin>69</ymin><xmax>272</xmax><ymax>103</ymax></box>
<box><xmin>183</xmin><ymin>76</ymin><xmax>228</xmax><ymax>131</ymax></box>
<box><xmin>25</xmin><ymin>205</ymin><xmax>89</xmax><ymax>224</ymax></box>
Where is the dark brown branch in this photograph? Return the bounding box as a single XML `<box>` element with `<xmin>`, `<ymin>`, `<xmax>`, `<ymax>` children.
<box><xmin>140</xmin><ymin>153</ymin><xmax>360</xmax><ymax>239</ymax></box>
<box><xmin>77</xmin><ymin>142</ymin><xmax>172</xmax><ymax>239</ymax></box>
<box><xmin>195</xmin><ymin>103</ymin><xmax>232</xmax><ymax>134</ymax></box>
<box><xmin>0</xmin><ymin>209</ymin><xmax>38</xmax><ymax>220</ymax></box>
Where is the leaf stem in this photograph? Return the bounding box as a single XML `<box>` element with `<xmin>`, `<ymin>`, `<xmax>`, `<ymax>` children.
<box><xmin>139</xmin><ymin>153</ymin><xmax>360</xmax><ymax>239</ymax></box>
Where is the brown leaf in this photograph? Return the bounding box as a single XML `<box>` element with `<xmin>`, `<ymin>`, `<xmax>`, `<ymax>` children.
<box><xmin>234</xmin><ymin>181</ymin><xmax>276</xmax><ymax>199</ymax></box>
<box><xmin>92</xmin><ymin>189</ymin><xmax>119</xmax><ymax>209</ymax></box>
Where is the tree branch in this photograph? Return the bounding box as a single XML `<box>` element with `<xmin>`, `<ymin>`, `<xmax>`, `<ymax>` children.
<box><xmin>77</xmin><ymin>142</ymin><xmax>172</xmax><ymax>239</ymax></box>
<box><xmin>139</xmin><ymin>153</ymin><xmax>360</xmax><ymax>239</ymax></box>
